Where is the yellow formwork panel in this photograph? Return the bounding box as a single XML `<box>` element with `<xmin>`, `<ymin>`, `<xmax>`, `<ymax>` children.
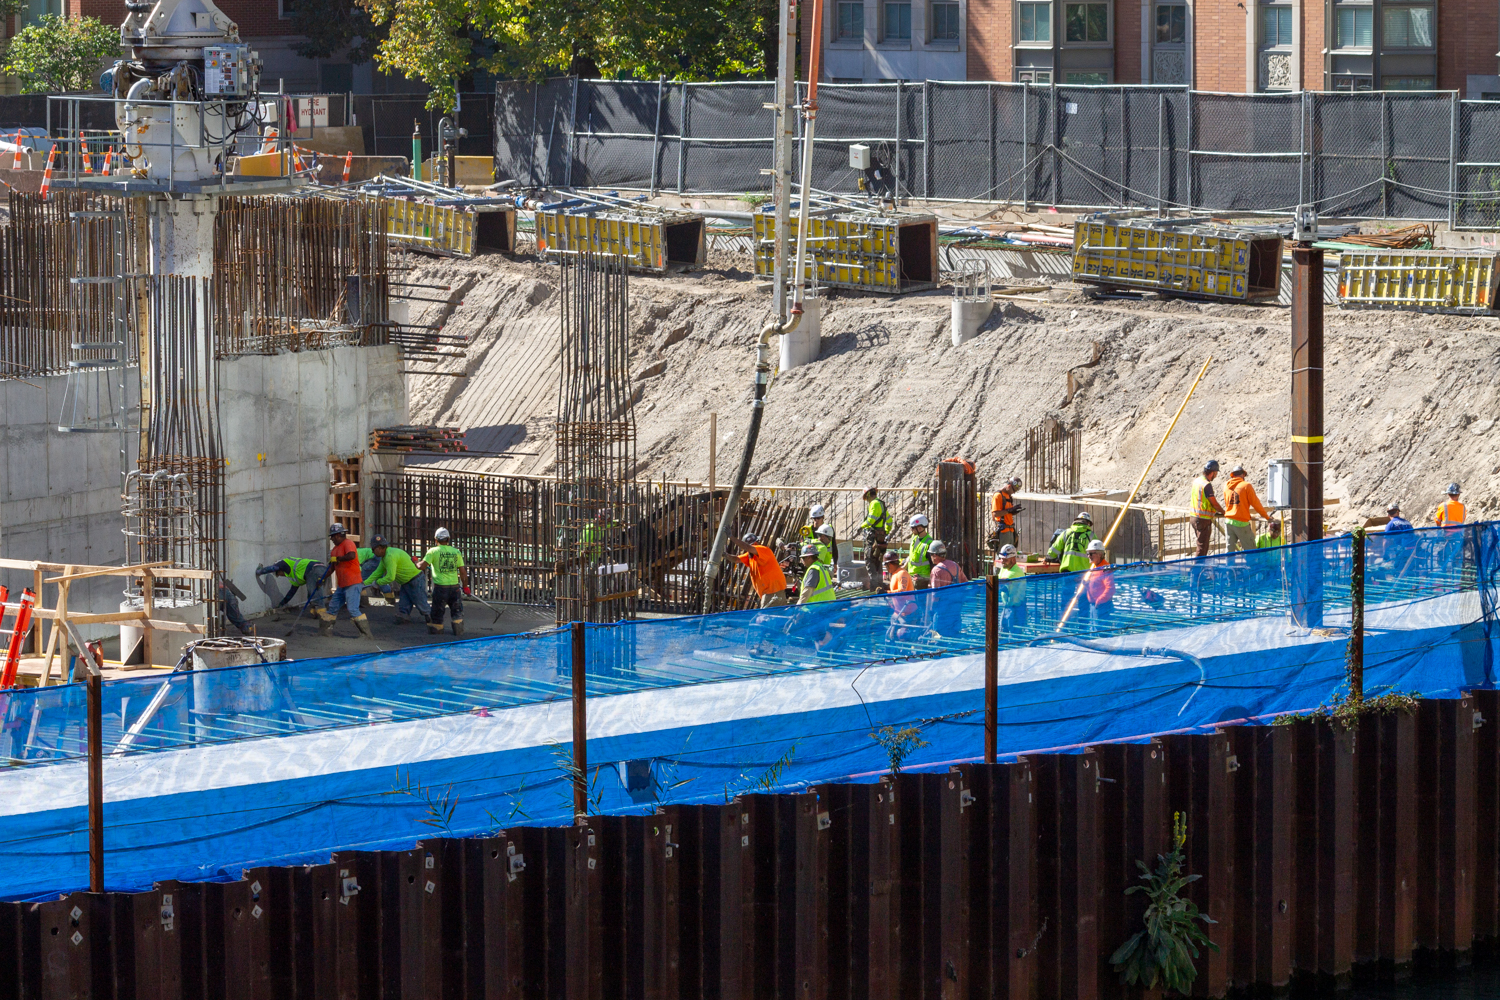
<box><xmin>1072</xmin><ymin>219</ymin><xmax>1280</xmax><ymax>303</ymax></box>
<box><xmin>1336</xmin><ymin>249</ymin><xmax>1499</xmax><ymax>313</ymax></box>
<box><xmin>753</xmin><ymin>212</ymin><xmax>922</xmax><ymax>293</ymax></box>
<box><xmin>385</xmin><ymin>199</ymin><xmax>475</xmax><ymax>257</ymax></box>
<box><xmin>535</xmin><ymin>211</ymin><xmax>682</xmax><ymax>272</ymax></box>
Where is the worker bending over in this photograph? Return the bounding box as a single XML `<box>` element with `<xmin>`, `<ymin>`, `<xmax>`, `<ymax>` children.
<box><xmin>1256</xmin><ymin>521</ymin><xmax>1283</xmax><ymax>548</ymax></box>
<box><xmin>364</xmin><ymin>534</ymin><xmax>431</xmax><ymax>624</ymax></box>
<box><xmin>1222</xmin><ymin>464</ymin><xmax>1272</xmax><ymax>552</ymax></box>
<box><xmin>797</xmin><ymin>543</ymin><xmax>837</xmax><ymax>605</ymax></box>
<box><xmin>990</xmin><ymin>477</ymin><xmax>1022</xmax><ymax>553</ymax></box>
<box><xmin>419</xmin><ymin>527</ymin><xmax>470</xmax><ymax>636</ymax></box>
<box><xmin>859</xmin><ymin>488</ymin><xmax>893</xmax><ymax>585</ymax></box>
<box><xmin>1191</xmin><ymin>460</ymin><xmax>1226</xmax><ymax>557</ymax></box>
<box><xmin>1047</xmin><ymin>511</ymin><xmax>1094</xmax><ymax>572</ymax></box>
<box><xmin>1083</xmin><ymin>540</ymin><xmax>1114</xmax><ymax>631</ymax></box>
<box><xmin>257</xmin><ymin>557</ymin><xmax>328</xmax><ymax>609</ymax></box>
<box><xmin>314</xmin><ymin>523</ymin><xmax>372</xmax><ymax>639</ymax></box>
<box><xmin>733</xmin><ymin>533</ymin><xmax>788</xmax><ymax>608</ymax></box>
<box><xmin>905</xmin><ymin>514</ymin><xmax>935</xmax><ymax>589</ymax></box>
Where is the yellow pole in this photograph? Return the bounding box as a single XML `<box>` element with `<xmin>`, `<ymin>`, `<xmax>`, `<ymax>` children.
<box><xmin>1054</xmin><ymin>356</ymin><xmax>1213</xmax><ymax>632</ymax></box>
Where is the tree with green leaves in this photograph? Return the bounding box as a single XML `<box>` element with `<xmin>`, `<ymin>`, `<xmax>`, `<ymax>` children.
<box><xmin>3</xmin><ymin>14</ymin><xmax>119</xmax><ymax>95</ymax></box>
<box><xmin>358</xmin><ymin>0</ymin><xmax>776</xmax><ymax>112</ymax></box>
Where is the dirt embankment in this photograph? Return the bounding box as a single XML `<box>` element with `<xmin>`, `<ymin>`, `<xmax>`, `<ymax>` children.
<box><xmin>402</xmin><ymin>249</ymin><xmax>1500</xmax><ymax>528</ymax></box>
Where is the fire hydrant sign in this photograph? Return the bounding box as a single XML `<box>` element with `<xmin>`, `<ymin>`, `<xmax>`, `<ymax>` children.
<box><xmin>297</xmin><ymin>97</ymin><xmax>330</xmax><ymax>130</ymax></box>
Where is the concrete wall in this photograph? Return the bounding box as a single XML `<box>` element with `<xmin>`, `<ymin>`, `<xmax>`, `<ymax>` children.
<box><xmin>220</xmin><ymin>344</ymin><xmax>406</xmax><ymax>615</ymax></box>
<box><xmin>0</xmin><ymin>371</ymin><xmax>138</xmax><ymax>618</ymax></box>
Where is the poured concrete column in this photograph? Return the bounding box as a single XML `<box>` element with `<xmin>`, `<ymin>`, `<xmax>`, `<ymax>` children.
<box><xmin>951</xmin><ymin>295</ymin><xmax>993</xmax><ymax>346</ymax></box>
<box><xmin>779</xmin><ymin>293</ymin><xmax>821</xmax><ymax>371</ymax></box>
<box><xmin>148</xmin><ymin>194</ymin><xmax>217</xmax><ymax>277</ymax></box>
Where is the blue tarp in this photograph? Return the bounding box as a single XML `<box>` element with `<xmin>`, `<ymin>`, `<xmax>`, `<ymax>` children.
<box><xmin>1</xmin><ymin>523</ymin><xmax>1496</xmax><ymax>899</ymax></box>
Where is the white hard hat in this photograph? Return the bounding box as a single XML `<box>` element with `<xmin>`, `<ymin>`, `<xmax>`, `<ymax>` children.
<box><xmin>910</xmin><ymin>514</ymin><xmax>929</xmax><ymax>528</ymax></box>
<box><xmin>815</xmin><ymin>524</ymin><xmax>833</xmax><ymax>538</ymax></box>
<box><xmin>801</xmin><ymin>543</ymin><xmax>819</xmax><ymax>557</ymax></box>
<box><xmin>434</xmin><ymin>527</ymin><xmax>451</xmax><ymax>541</ymax></box>
<box><xmin>998</xmin><ymin>544</ymin><xmax>1019</xmax><ymax>557</ymax></box>
<box><xmin>809</xmin><ymin>504</ymin><xmax>826</xmax><ymax>518</ymax></box>
<box><xmin>1086</xmin><ymin>539</ymin><xmax>1105</xmax><ymax>553</ymax></box>
<box><xmin>929</xmin><ymin>540</ymin><xmax>947</xmax><ymax>555</ymax></box>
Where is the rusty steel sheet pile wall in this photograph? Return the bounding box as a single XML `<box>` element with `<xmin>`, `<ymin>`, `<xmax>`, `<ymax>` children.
<box><xmin>7</xmin><ymin>698</ymin><xmax>1500</xmax><ymax>998</ymax></box>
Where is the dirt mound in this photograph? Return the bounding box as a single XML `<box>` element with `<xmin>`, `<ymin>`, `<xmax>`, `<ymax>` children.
<box><xmin>403</xmin><ymin>250</ymin><xmax>1500</xmax><ymax>529</ymax></box>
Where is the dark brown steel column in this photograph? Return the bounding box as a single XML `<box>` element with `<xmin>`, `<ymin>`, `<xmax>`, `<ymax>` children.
<box><xmin>1290</xmin><ymin>246</ymin><xmax>1324</xmax><ymax>544</ymax></box>
<box><xmin>984</xmin><ymin>575</ymin><xmax>998</xmax><ymax>764</ymax></box>
<box><xmin>85</xmin><ymin>641</ymin><xmax>104</xmax><ymax>893</ymax></box>
<box><xmin>572</xmin><ymin>621</ymin><xmax>588</xmax><ymax>818</ymax></box>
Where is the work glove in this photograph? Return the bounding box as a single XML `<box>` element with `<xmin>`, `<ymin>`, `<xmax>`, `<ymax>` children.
<box><xmin>462</xmin><ymin>585</ymin><xmax>472</xmax><ymax>596</ymax></box>
<box><xmin>255</xmin><ymin>564</ymin><xmax>271</xmax><ymax>577</ymax></box>
<box><xmin>1011</xmin><ymin>505</ymin><xmax>1024</xmax><ymax>514</ymax></box>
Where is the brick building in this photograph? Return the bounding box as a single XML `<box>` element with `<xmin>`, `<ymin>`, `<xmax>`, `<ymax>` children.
<box><xmin>812</xmin><ymin>0</ymin><xmax>1500</xmax><ymax>94</ymax></box>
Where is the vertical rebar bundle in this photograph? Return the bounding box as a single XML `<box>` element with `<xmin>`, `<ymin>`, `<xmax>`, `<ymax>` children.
<box><xmin>554</xmin><ymin>251</ymin><xmax>637</xmax><ymax>625</ymax></box>
<box><xmin>1025</xmin><ymin>417</ymin><xmax>1082</xmax><ymax>495</ymax></box>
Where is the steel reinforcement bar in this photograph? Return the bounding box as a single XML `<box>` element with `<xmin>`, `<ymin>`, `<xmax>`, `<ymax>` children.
<box><xmin>4</xmin><ymin>690</ymin><xmax>1498</xmax><ymax>998</ymax></box>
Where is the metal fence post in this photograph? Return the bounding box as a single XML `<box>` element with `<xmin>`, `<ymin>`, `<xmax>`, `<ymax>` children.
<box><xmin>1118</xmin><ymin>85</ymin><xmax>1127</xmax><ymax>209</ymax></box>
<box><xmin>984</xmin><ymin>575</ymin><xmax>998</xmax><ymax>764</ymax></box>
<box><xmin>564</xmin><ymin>77</ymin><xmax>579</xmax><ymax>188</ymax></box>
<box><xmin>1449</xmin><ymin>94</ymin><xmax>1460</xmax><ymax>230</ymax></box>
<box><xmin>1022</xmin><ymin>83</ymin><xmax>1030</xmax><ymax>211</ymax></box>
<box><xmin>527</xmin><ymin>83</ymin><xmax>540</xmax><ymax>187</ymax></box>
<box><xmin>650</xmin><ymin>76</ymin><xmax>664</xmax><ymax>197</ymax></box>
<box><xmin>895</xmin><ymin>80</ymin><xmax>903</xmax><ymax>203</ymax></box>
<box><xmin>1299</xmin><ymin>90</ymin><xmax>1308</xmax><ymax>209</ymax></box>
<box><xmin>572</xmin><ymin>621</ymin><xmax>588</xmax><ymax>817</ymax></box>
<box><xmin>1051</xmin><ymin>81</ymin><xmax>1060</xmax><ymax>208</ymax></box>
<box><xmin>676</xmin><ymin>84</ymin><xmax>688</xmax><ymax>194</ymax></box>
<box><xmin>1380</xmin><ymin>90</ymin><xmax>1389</xmax><ymax>219</ymax></box>
<box><xmin>923</xmin><ymin>82</ymin><xmax>932</xmax><ymax>200</ymax></box>
<box><xmin>1157</xmin><ymin>91</ymin><xmax>1165</xmax><ymax>216</ymax></box>
<box><xmin>989</xmin><ymin>83</ymin><xmax>997</xmax><ymax>201</ymax></box>
<box><xmin>1185</xmin><ymin>87</ymin><xmax>1194</xmax><ymax>211</ymax></box>
<box><xmin>1349</xmin><ymin>528</ymin><xmax>1364</xmax><ymax>700</ymax></box>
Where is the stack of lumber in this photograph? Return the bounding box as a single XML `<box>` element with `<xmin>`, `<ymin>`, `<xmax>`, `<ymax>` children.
<box><xmin>369</xmin><ymin>425</ymin><xmax>468</xmax><ymax>453</ymax></box>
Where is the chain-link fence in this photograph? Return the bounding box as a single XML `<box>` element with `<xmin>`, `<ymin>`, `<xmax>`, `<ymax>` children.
<box><xmin>494</xmin><ymin>78</ymin><xmax>1500</xmax><ymax>227</ymax></box>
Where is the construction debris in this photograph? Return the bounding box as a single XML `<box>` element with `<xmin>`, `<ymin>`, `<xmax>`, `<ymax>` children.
<box><xmin>370</xmin><ymin>425</ymin><xmax>468</xmax><ymax>453</ymax></box>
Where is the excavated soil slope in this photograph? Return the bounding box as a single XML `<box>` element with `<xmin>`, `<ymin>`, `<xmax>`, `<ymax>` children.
<box><xmin>402</xmin><ymin>250</ymin><xmax>1500</xmax><ymax>528</ymax></box>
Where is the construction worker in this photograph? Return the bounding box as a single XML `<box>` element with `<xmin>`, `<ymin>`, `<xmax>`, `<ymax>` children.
<box><xmin>364</xmin><ymin>534</ymin><xmax>431</xmax><ymax>624</ymax></box>
<box><xmin>990</xmin><ymin>477</ymin><xmax>1023</xmax><ymax>552</ymax></box>
<box><xmin>928</xmin><ymin>540</ymin><xmax>968</xmax><ymax>637</ymax></box>
<box><xmin>800</xmin><ymin>504</ymin><xmax>832</xmax><ymax>545</ymax></box>
<box><xmin>813</xmin><ymin>523</ymin><xmax>837</xmax><ymax>568</ymax></box>
<box><xmin>859</xmin><ymin>488</ymin><xmax>893</xmax><ymax>584</ymax></box>
<box><xmin>1223</xmin><ymin>464</ymin><xmax>1272</xmax><ymax>553</ymax></box>
<box><xmin>905</xmin><ymin>514</ymin><xmax>935</xmax><ymax>589</ymax></box>
<box><xmin>1256</xmin><ymin>520</ymin><xmax>1283</xmax><ymax>548</ymax></box>
<box><xmin>797</xmin><ymin>543</ymin><xmax>837</xmax><ymax>605</ymax></box>
<box><xmin>419</xmin><ymin>527</ymin><xmax>470</xmax><ymax>636</ymax></box>
<box><xmin>1082</xmin><ymin>540</ymin><xmax>1115</xmax><ymax>630</ymax></box>
<box><xmin>257</xmin><ymin>557</ymin><xmax>328</xmax><ymax>609</ymax></box>
<box><xmin>733</xmin><ymin>533</ymin><xmax>788</xmax><ymax>608</ymax></box>
<box><xmin>314</xmin><ymin>523</ymin><xmax>372</xmax><ymax>639</ymax></box>
<box><xmin>1191</xmin><ymin>460</ymin><xmax>1226</xmax><ymax>558</ymax></box>
<box><xmin>1046</xmin><ymin>511</ymin><xmax>1094</xmax><ymax>572</ymax></box>
<box><xmin>929</xmin><ymin>541</ymin><xmax>967</xmax><ymax>588</ymax></box>
<box><xmin>1384</xmin><ymin>503</ymin><xmax>1413</xmax><ymax>533</ymax></box>
<box><xmin>1435</xmin><ymin>483</ymin><xmax>1465</xmax><ymax>526</ymax></box>
<box><xmin>883</xmin><ymin>550</ymin><xmax>920</xmax><ymax>639</ymax></box>
<box><xmin>995</xmin><ymin>544</ymin><xmax>1027</xmax><ymax>633</ymax></box>
<box><xmin>216</xmin><ymin>576</ymin><xmax>252</xmax><ymax>636</ymax></box>
<box><xmin>581</xmin><ymin>509</ymin><xmax>620</xmax><ymax>565</ymax></box>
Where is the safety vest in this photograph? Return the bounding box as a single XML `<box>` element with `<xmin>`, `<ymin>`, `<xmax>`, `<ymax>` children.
<box><xmin>1436</xmin><ymin>499</ymin><xmax>1466</xmax><ymax>526</ymax></box>
<box><xmin>863</xmin><ymin>498</ymin><xmax>893</xmax><ymax>534</ymax></box>
<box><xmin>1050</xmin><ymin>525</ymin><xmax>1093</xmax><ymax>573</ymax></box>
<box><xmin>906</xmin><ymin>533</ymin><xmax>934</xmax><ymax>578</ymax></box>
<box><xmin>801</xmin><ymin>562</ymin><xmax>837</xmax><ymax>603</ymax></box>
<box><xmin>993</xmin><ymin>491</ymin><xmax>1017</xmax><ymax>529</ymax></box>
<box><xmin>815</xmin><ymin>541</ymin><xmax>833</xmax><ymax>566</ymax></box>
<box><xmin>286</xmin><ymin>558</ymin><xmax>316</xmax><ymax>585</ymax></box>
<box><xmin>996</xmin><ymin>563</ymin><xmax>1027</xmax><ymax>606</ymax></box>
<box><xmin>1191</xmin><ymin>477</ymin><xmax>1217</xmax><ymax>519</ymax></box>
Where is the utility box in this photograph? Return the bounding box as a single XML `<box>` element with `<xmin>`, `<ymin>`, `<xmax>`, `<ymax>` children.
<box><xmin>1072</xmin><ymin>216</ymin><xmax>1283</xmax><ymax>303</ymax></box>
<box><xmin>203</xmin><ymin>45</ymin><xmax>254</xmax><ymax>97</ymax></box>
<box><xmin>1267</xmin><ymin>458</ymin><xmax>1293</xmax><ymax>509</ymax></box>
<box><xmin>849</xmin><ymin>143</ymin><xmax>872</xmax><ymax>170</ymax></box>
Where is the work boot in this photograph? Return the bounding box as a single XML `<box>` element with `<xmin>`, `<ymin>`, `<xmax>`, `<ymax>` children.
<box><xmin>353</xmin><ymin>614</ymin><xmax>373</xmax><ymax>639</ymax></box>
<box><xmin>452</xmin><ymin>619</ymin><xmax>465</xmax><ymax>637</ymax></box>
<box><xmin>314</xmin><ymin>608</ymin><xmax>334</xmax><ymax>637</ymax></box>
<box><xmin>427</xmin><ymin>620</ymin><xmax>442</xmax><ymax>635</ymax></box>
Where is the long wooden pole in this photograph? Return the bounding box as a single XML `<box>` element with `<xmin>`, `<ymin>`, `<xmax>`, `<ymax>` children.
<box><xmin>1054</xmin><ymin>356</ymin><xmax>1213</xmax><ymax>632</ymax></box>
<box><xmin>984</xmin><ymin>574</ymin><xmax>998</xmax><ymax>763</ymax></box>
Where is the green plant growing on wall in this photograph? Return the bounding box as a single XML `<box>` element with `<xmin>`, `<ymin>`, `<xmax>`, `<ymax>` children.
<box><xmin>871</xmin><ymin>724</ymin><xmax>930</xmax><ymax>776</ymax></box>
<box><xmin>1109</xmin><ymin>812</ymin><xmax>1218</xmax><ymax>995</ymax></box>
<box><xmin>389</xmin><ymin>767</ymin><xmax>460</xmax><ymax>835</ymax></box>
<box><xmin>3</xmin><ymin>14</ymin><xmax>118</xmax><ymax>95</ymax></box>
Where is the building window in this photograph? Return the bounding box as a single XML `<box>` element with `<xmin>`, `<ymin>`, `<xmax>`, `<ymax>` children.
<box><xmin>1332</xmin><ymin>74</ymin><xmax>1374</xmax><ymax>90</ymax></box>
<box><xmin>1017</xmin><ymin>68</ymin><xmax>1053</xmax><ymax>82</ymax></box>
<box><xmin>1381</xmin><ymin>5</ymin><xmax>1433</xmax><ymax>47</ymax></box>
<box><xmin>1156</xmin><ymin>4</ymin><xmax>1185</xmax><ymax>43</ymax></box>
<box><xmin>1383</xmin><ymin>74</ymin><xmax>1435</xmax><ymax>88</ymax></box>
<box><xmin>1064</xmin><ymin>1</ymin><xmax>1108</xmax><ymax>41</ymax></box>
<box><xmin>279</xmin><ymin>0</ymin><xmax>295</xmax><ymax>15</ymax></box>
<box><xmin>932</xmin><ymin>1</ymin><xmax>961</xmax><ymax>39</ymax></box>
<box><xmin>1260</xmin><ymin>5</ymin><xmax>1292</xmax><ymax>45</ymax></box>
<box><xmin>837</xmin><ymin>1</ymin><xmax>865</xmax><ymax>39</ymax></box>
<box><xmin>1064</xmin><ymin>71</ymin><xmax>1109</xmax><ymax>82</ymax></box>
<box><xmin>1335</xmin><ymin>5</ymin><xmax>1373</xmax><ymax>48</ymax></box>
<box><xmin>883</xmin><ymin>0</ymin><xmax>912</xmax><ymax>39</ymax></box>
<box><xmin>1018</xmin><ymin>2</ymin><xmax>1052</xmax><ymax>41</ymax></box>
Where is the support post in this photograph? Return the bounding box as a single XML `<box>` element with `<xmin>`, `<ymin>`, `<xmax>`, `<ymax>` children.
<box><xmin>1290</xmin><ymin>247</ymin><xmax>1324</xmax><ymax>545</ymax></box>
<box><xmin>85</xmin><ymin>640</ymin><xmax>104</xmax><ymax>893</ymax></box>
<box><xmin>571</xmin><ymin>620</ymin><xmax>588</xmax><ymax>818</ymax></box>
<box><xmin>708</xmin><ymin>412</ymin><xmax>717</xmax><ymax>493</ymax></box>
<box><xmin>772</xmin><ymin>0</ymin><xmax>799</xmax><ymax>324</ymax></box>
<box><xmin>985</xmin><ymin>574</ymin><xmax>998</xmax><ymax>764</ymax></box>
<box><xmin>1349</xmin><ymin>527</ymin><xmax>1364</xmax><ymax>700</ymax></box>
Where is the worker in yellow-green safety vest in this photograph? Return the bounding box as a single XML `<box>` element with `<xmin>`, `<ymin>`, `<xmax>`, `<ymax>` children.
<box><xmin>813</xmin><ymin>523</ymin><xmax>836</xmax><ymax>567</ymax></box>
<box><xmin>257</xmin><ymin>556</ymin><xmax>328</xmax><ymax>609</ymax></box>
<box><xmin>859</xmin><ymin>487</ymin><xmax>894</xmax><ymax>585</ymax></box>
<box><xmin>1191</xmin><ymin>460</ymin><xmax>1226</xmax><ymax>558</ymax></box>
<box><xmin>797</xmin><ymin>543</ymin><xmax>838</xmax><ymax>604</ymax></box>
<box><xmin>905</xmin><ymin>513</ymin><xmax>935</xmax><ymax>589</ymax></box>
<box><xmin>580</xmin><ymin>510</ymin><xmax>619</xmax><ymax>565</ymax></box>
<box><xmin>1046</xmin><ymin>511</ymin><xmax>1094</xmax><ymax>572</ymax></box>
